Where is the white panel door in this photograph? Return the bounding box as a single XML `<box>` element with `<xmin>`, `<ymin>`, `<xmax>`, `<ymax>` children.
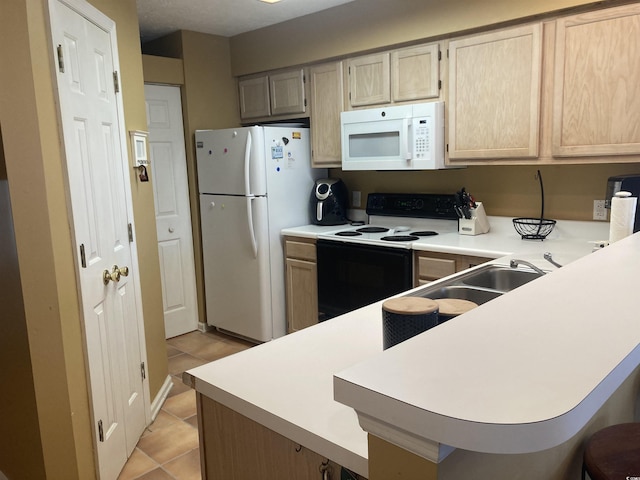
<box><xmin>145</xmin><ymin>84</ymin><xmax>198</xmax><ymax>338</ymax></box>
<box><xmin>50</xmin><ymin>1</ymin><xmax>148</xmax><ymax>478</ymax></box>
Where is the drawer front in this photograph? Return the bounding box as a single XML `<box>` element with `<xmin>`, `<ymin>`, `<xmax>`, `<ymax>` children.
<box><xmin>285</xmin><ymin>240</ymin><xmax>317</xmax><ymax>262</ymax></box>
<box><xmin>418</xmin><ymin>256</ymin><xmax>456</xmax><ymax>280</ymax></box>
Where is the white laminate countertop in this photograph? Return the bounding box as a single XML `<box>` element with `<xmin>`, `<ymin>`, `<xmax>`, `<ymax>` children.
<box><xmin>334</xmin><ymin>232</ymin><xmax>640</xmax><ymax>457</ymax></box>
<box><xmin>282</xmin><ymin>216</ymin><xmax>611</xmax><ymax>259</ymax></box>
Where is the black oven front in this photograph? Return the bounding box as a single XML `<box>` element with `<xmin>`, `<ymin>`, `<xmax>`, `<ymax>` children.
<box><xmin>316</xmin><ymin>239</ymin><xmax>413</xmax><ymax>320</ymax></box>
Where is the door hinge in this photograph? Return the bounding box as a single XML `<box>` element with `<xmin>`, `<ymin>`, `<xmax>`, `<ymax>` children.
<box><xmin>438</xmin><ymin>80</ymin><xmax>442</xmax><ymax>90</ymax></box>
<box><xmin>113</xmin><ymin>71</ymin><xmax>120</xmax><ymax>93</ymax></box>
<box><xmin>303</xmin><ymin>73</ymin><xmax>306</xmax><ymax>83</ymax></box>
<box><xmin>98</xmin><ymin>419</ymin><xmax>104</xmax><ymax>442</ymax></box>
<box><xmin>140</xmin><ymin>362</ymin><xmax>146</xmax><ymax>380</ymax></box>
<box><xmin>56</xmin><ymin>45</ymin><xmax>65</xmax><ymax>73</ymax></box>
<box><xmin>79</xmin><ymin>244</ymin><xmax>86</xmax><ymax>268</ymax></box>
<box><xmin>438</xmin><ymin>50</ymin><xmax>442</xmax><ymax>61</ymax></box>
<box><xmin>128</xmin><ymin>223</ymin><xmax>134</xmax><ymax>243</ymax></box>
<box><xmin>304</xmin><ymin>98</ymin><xmax>307</xmax><ymax>107</ymax></box>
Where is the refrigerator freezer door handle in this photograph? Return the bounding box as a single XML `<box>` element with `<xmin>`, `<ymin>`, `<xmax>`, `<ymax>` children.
<box><xmin>244</xmin><ymin>130</ymin><xmax>252</xmax><ymax>195</ymax></box>
<box><xmin>246</xmin><ymin>196</ymin><xmax>258</xmax><ymax>258</ymax></box>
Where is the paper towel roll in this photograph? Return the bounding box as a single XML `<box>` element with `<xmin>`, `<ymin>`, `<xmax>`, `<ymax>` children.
<box><xmin>609</xmin><ymin>191</ymin><xmax>638</xmax><ymax>243</ymax></box>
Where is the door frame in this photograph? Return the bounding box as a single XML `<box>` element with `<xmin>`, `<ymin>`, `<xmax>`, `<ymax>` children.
<box><xmin>46</xmin><ymin>0</ymin><xmax>151</xmax><ymax>469</ymax></box>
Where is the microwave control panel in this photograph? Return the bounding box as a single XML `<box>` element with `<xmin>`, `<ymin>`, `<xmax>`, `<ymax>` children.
<box><xmin>412</xmin><ymin>117</ymin><xmax>431</xmax><ymax>159</ymax></box>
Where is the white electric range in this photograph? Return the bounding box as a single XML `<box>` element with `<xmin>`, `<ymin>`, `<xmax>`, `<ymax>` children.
<box><xmin>316</xmin><ymin>193</ymin><xmax>459</xmax><ymax>319</ymax></box>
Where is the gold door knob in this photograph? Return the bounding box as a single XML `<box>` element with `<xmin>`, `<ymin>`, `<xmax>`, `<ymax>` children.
<box><xmin>102</xmin><ymin>265</ymin><xmax>129</xmax><ymax>285</ymax></box>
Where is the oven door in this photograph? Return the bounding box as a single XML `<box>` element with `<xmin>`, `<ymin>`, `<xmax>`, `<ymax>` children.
<box><xmin>316</xmin><ymin>239</ymin><xmax>413</xmax><ymax>320</ymax></box>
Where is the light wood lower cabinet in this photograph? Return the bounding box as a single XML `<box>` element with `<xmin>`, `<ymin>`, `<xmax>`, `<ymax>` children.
<box><xmin>198</xmin><ymin>394</ymin><xmax>362</xmax><ymax>479</ymax></box>
<box><xmin>415</xmin><ymin>251</ymin><xmax>492</xmax><ymax>286</ymax></box>
<box><xmin>284</xmin><ymin>237</ymin><xmax>319</xmax><ymax>333</ymax></box>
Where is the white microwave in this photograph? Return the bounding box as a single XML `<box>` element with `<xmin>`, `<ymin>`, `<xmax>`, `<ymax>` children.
<box><xmin>341</xmin><ymin>102</ymin><xmax>445</xmax><ymax>170</ymax></box>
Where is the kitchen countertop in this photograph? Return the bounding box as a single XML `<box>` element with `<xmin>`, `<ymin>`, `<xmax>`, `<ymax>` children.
<box><xmin>282</xmin><ymin>216</ymin><xmax>610</xmax><ymax>259</ymax></box>
<box><xmin>334</xmin><ymin>232</ymin><xmax>640</xmax><ymax>458</ymax></box>
<box><xmin>187</xmin><ymin>218</ymin><xmax>627</xmax><ymax>478</ymax></box>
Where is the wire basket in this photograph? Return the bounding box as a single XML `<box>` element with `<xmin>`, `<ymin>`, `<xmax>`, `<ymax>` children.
<box><xmin>513</xmin><ymin>218</ymin><xmax>556</xmax><ymax>240</ymax></box>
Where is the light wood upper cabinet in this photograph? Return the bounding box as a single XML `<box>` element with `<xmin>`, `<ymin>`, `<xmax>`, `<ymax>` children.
<box><xmin>552</xmin><ymin>4</ymin><xmax>640</xmax><ymax>157</ymax></box>
<box><xmin>347</xmin><ymin>44</ymin><xmax>441</xmax><ymax>108</ymax></box>
<box><xmin>269</xmin><ymin>69</ymin><xmax>306</xmax><ymax>116</ymax></box>
<box><xmin>391</xmin><ymin>43</ymin><xmax>440</xmax><ymax>102</ymax></box>
<box><xmin>448</xmin><ymin>24</ymin><xmax>543</xmax><ymax>160</ymax></box>
<box><xmin>238</xmin><ymin>69</ymin><xmax>306</xmax><ymax>121</ymax></box>
<box><xmin>238</xmin><ymin>75</ymin><xmax>271</xmax><ymax>119</ymax></box>
<box><xmin>309</xmin><ymin>61</ymin><xmax>344</xmax><ymax>167</ymax></box>
<box><xmin>347</xmin><ymin>52</ymin><xmax>391</xmax><ymax>107</ymax></box>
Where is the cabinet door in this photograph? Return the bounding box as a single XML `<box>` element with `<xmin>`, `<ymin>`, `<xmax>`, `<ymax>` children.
<box><xmin>552</xmin><ymin>4</ymin><xmax>640</xmax><ymax>157</ymax></box>
<box><xmin>286</xmin><ymin>258</ymin><xmax>318</xmax><ymax>333</ymax></box>
<box><xmin>270</xmin><ymin>69</ymin><xmax>306</xmax><ymax>116</ymax></box>
<box><xmin>309</xmin><ymin>61</ymin><xmax>344</xmax><ymax>167</ymax></box>
<box><xmin>448</xmin><ymin>24</ymin><xmax>542</xmax><ymax>160</ymax></box>
<box><xmin>238</xmin><ymin>75</ymin><xmax>271</xmax><ymax>119</ymax></box>
<box><xmin>391</xmin><ymin>43</ymin><xmax>440</xmax><ymax>102</ymax></box>
<box><xmin>347</xmin><ymin>52</ymin><xmax>391</xmax><ymax>107</ymax></box>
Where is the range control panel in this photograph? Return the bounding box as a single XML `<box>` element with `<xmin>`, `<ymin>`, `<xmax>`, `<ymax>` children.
<box><xmin>366</xmin><ymin>193</ymin><xmax>458</xmax><ymax>219</ymax></box>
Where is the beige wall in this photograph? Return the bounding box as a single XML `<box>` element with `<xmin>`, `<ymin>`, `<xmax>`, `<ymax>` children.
<box><xmin>143</xmin><ymin>31</ymin><xmax>240</xmax><ymax>324</ymax></box>
<box><xmin>0</xmin><ymin>130</ymin><xmax>46</xmax><ymax>479</ymax></box>
<box><xmin>0</xmin><ymin>0</ymin><xmax>166</xmax><ymax>477</ymax></box>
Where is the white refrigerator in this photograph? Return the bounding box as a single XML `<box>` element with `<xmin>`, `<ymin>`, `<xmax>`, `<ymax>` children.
<box><xmin>196</xmin><ymin>126</ymin><xmax>326</xmax><ymax>342</ymax></box>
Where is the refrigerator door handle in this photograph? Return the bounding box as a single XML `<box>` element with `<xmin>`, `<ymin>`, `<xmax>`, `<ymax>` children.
<box><xmin>246</xmin><ymin>196</ymin><xmax>258</xmax><ymax>258</ymax></box>
<box><xmin>244</xmin><ymin>129</ymin><xmax>252</xmax><ymax>195</ymax></box>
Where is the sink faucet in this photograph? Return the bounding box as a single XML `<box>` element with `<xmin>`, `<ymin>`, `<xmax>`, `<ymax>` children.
<box><xmin>509</xmin><ymin>259</ymin><xmax>546</xmax><ymax>275</ymax></box>
<box><xmin>543</xmin><ymin>252</ymin><xmax>562</xmax><ymax>268</ymax></box>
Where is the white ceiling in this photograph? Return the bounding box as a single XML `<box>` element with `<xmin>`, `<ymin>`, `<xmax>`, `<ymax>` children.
<box><xmin>136</xmin><ymin>0</ymin><xmax>358</xmax><ymax>41</ymax></box>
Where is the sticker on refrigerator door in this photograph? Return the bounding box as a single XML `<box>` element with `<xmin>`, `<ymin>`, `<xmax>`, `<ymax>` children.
<box><xmin>271</xmin><ymin>145</ymin><xmax>283</xmax><ymax>160</ymax></box>
<box><xmin>292</xmin><ymin>131</ymin><xmax>301</xmax><ymax>139</ymax></box>
<box><xmin>287</xmin><ymin>151</ymin><xmax>296</xmax><ymax>169</ymax></box>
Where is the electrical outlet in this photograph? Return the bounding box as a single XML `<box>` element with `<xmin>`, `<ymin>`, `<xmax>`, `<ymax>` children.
<box><xmin>593</xmin><ymin>200</ymin><xmax>607</xmax><ymax>221</ymax></box>
<box><xmin>352</xmin><ymin>191</ymin><xmax>361</xmax><ymax>207</ymax></box>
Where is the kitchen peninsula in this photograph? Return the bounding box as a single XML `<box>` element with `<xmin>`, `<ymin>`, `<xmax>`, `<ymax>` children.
<box><xmin>186</xmin><ymin>222</ymin><xmax>639</xmax><ymax>480</ymax></box>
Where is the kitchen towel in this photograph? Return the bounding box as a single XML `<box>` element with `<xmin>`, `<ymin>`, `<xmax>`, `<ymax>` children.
<box><xmin>609</xmin><ymin>191</ymin><xmax>637</xmax><ymax>243</ymax></box>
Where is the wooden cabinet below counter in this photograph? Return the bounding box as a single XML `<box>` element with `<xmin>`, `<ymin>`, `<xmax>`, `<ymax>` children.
<box><xmin>415</xmin><ymin>251</ymin><xmax>492</xmax><ymax>286</ymax></box>
<box><xmin>284</xmin><ymin>237</ymin><xmax>319</xmax><ymax>333</ymax></box>
<box><xmin>198</xmin><ymin>395</ymin><xmax>365</xmax><ymax>479</ymax></box>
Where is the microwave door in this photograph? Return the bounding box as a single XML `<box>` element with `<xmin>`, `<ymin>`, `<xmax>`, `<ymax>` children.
<box><xmin>343</xmin><ymin>119</ymin><xmax>409</xmax><ymax>163</ymax></box>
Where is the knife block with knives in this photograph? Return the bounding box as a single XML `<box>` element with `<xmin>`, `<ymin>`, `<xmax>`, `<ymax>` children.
<box><xmin>458</xmin><ymin>202</ymin><xmax>490</xmax><ymax>236</ymax></box>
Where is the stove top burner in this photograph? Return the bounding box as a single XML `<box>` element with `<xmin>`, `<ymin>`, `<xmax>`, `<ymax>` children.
<box><xmin>380</xmin><ymin>235</ymin><xmax>419</xmax><ymax>242</ymax></box>
<box><xmin>411</xmin><ymin>230</ymin><xmax>439</xmax><ymax>236</ymax></box>
<box><xmin>356</xmin><ymin>226</ymin><xmax>389</xmax><ymax>233</ymax></box>
<box><xmin>335</xmin><ymin>231</ymin><xmax>362</xmax><ymax>237</ymax></box>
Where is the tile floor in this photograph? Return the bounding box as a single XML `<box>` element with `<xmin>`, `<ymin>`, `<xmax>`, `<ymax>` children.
<box><xmin>117</xmin><ymin>329</ymin><xmax>254</xmax><ymax>480</ymax></box>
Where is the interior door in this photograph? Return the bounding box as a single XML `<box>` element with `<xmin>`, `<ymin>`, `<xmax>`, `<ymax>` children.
<box><xmin>145</xmin><ymin>84</ymin><xmax>198</xmax><ymax>338</ymax></box>
<box><xmin>49</xmin><ymin>1</ymin><xmax>148</xmax><ymax>478</ymax></box>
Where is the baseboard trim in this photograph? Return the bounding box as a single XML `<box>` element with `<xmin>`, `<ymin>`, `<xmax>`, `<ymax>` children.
<box><xmin>150</xmin><ymin>375</ymin><xmax>173</xmax><ymax>421</ymax></box>
<box><xmin>197</xmin><ymin>322</ymin><xmax>212</xmax><ymax>333</ymax></box>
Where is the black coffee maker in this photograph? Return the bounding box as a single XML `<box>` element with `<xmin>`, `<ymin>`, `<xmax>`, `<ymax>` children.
<box><xmin>309</xmin><ymin>178</ymin><xmax>348</xmax><ymax>225</ymax></box>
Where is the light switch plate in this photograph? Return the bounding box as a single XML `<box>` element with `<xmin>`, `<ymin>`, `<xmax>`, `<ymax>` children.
<box><xmin>593</xmin><ymin>200</ymin><xmax>607</xmax><ymax>220</ymax></box>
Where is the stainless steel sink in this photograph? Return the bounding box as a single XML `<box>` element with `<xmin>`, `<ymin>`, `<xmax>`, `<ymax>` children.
<box><xmin>461</xmin><ymin>266</ymin><xmax>542</xmax><ymax>291</ymax></box>
<box><xmin>423</xmin><ymin>285</ymin><xmax>502</xmax><ymax>305</ymax></box>
<box><xmin>407</xmin><ymin>264</ymin><xmax>545</xmax><ymax>306</ymax></box>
